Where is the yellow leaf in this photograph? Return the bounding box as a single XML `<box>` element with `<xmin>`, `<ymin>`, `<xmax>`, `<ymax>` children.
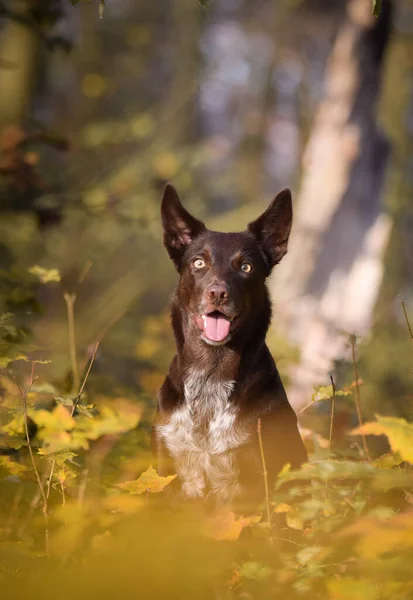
<box><xmin>32</xmin><ymin>405</ymin><xmax>75</xmax><ymax>433</ymax></box>
<box><xmin>275</xmin><ymin>503</ymin><xmax>304</xmax><ymax>529</ymax></box>
<box><xmin>274</xmin><ymin>503</ymin><xmax>292</xmax><ymax>513</ymax></box>
<box><xmin>205</xmin><ymin>510</ymin><xmax>261</xmax><ymax>541</ymax></box>
<box><xmin>0</xmin><ymin>455</ymin><xmax>28</xmax><ymax>477</ymax></box>
<box><xmin>286</xmin><ymin>513</ymin><xmax>304</xmax><ymax>530</ymax></box>
<box><xmin>28</xmin><ymin>265</ymin><xmax>61</xmax><ymax>284</ymax></box>
<box><xmin>342</xmin><ymin>511</ymin><xmax>413</xmax><ymax>558</ymax></box>
<box><xmin>116</xmin><ymin>466</ymin><xmax>177</xmax><ymax>495</ymax></box>
<box><xmin>351</xmin><ymin>415</ymin><xmax>413</xmax><ymax>464</ymax></box>
<box><xmin>77</xmin><ymin>404</ymin><xmax>141</xmax><ymax>441</ymax></box>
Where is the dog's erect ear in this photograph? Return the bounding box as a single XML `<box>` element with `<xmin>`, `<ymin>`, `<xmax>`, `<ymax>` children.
<box><xmin>161</xmin><ymin>183</ymin><xmax>206</xmax><ymax>268</ymax></box>
<box><xmin>247</xmin><ymin>189</ymin><xmax>293</xmax><ymax>270</ymax></box>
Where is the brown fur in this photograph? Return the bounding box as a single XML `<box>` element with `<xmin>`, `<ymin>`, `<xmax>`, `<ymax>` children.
<box><xmin>153</xmin><ymin>184</ymin><xmax>307</xmax><ymax>510</ymax></box>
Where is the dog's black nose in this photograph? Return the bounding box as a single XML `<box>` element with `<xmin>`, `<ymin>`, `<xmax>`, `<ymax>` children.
<box><xmin>206</xmin><ymin>283</ymin><xmax>229</xmax><ymax>304</ymax></box>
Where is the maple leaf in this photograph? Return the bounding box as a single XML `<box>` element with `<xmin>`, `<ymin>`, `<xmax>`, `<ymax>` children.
<box><xmin>205</xmin><ymin>510</ymin><xmax>261</xmax><ymax>541</ymax></box>
<box><xmin>116</xmin><ymin>466</ymin><xmax>177</xmax><ymax>495</ymax></box>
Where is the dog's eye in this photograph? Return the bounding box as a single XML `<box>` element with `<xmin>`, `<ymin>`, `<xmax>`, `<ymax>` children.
<box><xmin>240</xmin><ymin>262</ymin><xmax>252</xmax><ymax>273</ymax></box>
<box><xmin>193</xmin><ymin>258</ymin><xmax>205</xmax><ymax>269</ymax></box>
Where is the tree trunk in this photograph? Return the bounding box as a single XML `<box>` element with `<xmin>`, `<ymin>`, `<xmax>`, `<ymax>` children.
<box><xmin>271</xmin><ymin>0</ymin><xmax>393</xmax><ymax>408</ymax></box>
<box><xmin>0</xmin><ymin>0</ymin><xmax>40</xmax><ymax>133</ymax></box>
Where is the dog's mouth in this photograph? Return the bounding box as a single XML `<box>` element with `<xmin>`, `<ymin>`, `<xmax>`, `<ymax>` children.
<box><xmin>195</xmin><ymin>310</ymin><xmax>237</xmax><ymax>345</ymax></box>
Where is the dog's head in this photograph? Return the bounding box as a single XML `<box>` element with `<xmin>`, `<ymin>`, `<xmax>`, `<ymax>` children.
<box><xmin>161</xmin><ymin>184</ymin><xmax>292</xmax><ymax>347</ymax></box>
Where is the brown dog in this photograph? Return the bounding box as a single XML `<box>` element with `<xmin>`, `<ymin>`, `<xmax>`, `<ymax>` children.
<box><xmin>153</xmin><ymin>184</ymin><xmax>307</xmax><ymax>509</ymax></box>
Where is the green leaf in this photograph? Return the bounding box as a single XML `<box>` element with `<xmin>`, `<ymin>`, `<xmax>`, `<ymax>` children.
<box><xmin>55</xmin><ymin>396</ymin><xmax>74</xmax><ymax>407</ymax></box>
<box><xmin>312</xmin><ymin>385</ymin><xmax>351</xmax><ymax>403</ymax></box>
<box><xmin>21</xmin><ymin>358</ymin><xmax>52</xmax><ymax>364</ymax></box>
<box><xmin>32</xmin><ymin>382</ymin><xmax>58</xmax><ymax>395</ymax></box>
<box><xmin>116</xmin><ymin>466</ymin><xmax>177</xmax><ymax>495</ymax></box>
<box><xmin>38</xmin><ymin>448</ymin><xmax>78</xmax><ymax>465</ymax></box>
<box><xmin>4</xmin><ymin>356</ymin><xmax>52</xmax><ymax>366</ymax></box>
<box><xmin>372</xmin><ymin>0</ymin><xmax>382</xmax><ymax>17</ymax></box>
<box><xmin>276</xmin><ymin>459</ymin><xmax>376</xmax><ymax>487</ymax></box>
<box><xmin>76</xmin><ymin>403</ymin><xmax>94</xmax><ymax>418</ymax></box>
<box><xmin>0</xmin><ymin>354</ymin><xmax>26</xmax><ymax>368</ymax></box>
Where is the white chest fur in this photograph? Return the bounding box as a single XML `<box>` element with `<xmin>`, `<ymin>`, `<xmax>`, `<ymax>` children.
<box><xmin>157</xmin><ymin>369</ymin><xmax>250</xmax><ymax>502</ymax></box>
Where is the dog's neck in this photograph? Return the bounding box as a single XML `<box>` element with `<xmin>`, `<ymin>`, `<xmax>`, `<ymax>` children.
<box><xmin>170</xmin><ymin>291</ymin><xmax>272</xmax><ymax>384</ymax></box>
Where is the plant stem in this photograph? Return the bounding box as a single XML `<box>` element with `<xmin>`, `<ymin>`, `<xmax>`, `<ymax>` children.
<box><xmin>18</xmin><ymin>362</ymin><xmax>49</xmax><ymax>553</ymax></box>
<box><xmin>77</xmin><ymin>260</ymin><xmax>92</xmax><ymax>285</ymax></box>
<box><xmin>257</xmin><ymin>418</ymin><xmax>271</xmax><ymax>529</ymax></box>
<box><xmin>46</xmin><ymin>459</ymin><xmax>56</xmax><ymax>501</ymax></box>
<box><xmin>398</xmin><ymin>292</ymin><xmax>413</xmax><ymax>354</ymax></box>
<box><xmin>328</xmin><ymin>375</ymin><xmax>336</xmax><ymax>458</ymax></box>
<box><xmin>324</xmin><ymin>375</ymin><xmax>337</xmax><ymax>502</ymax></box>
<box><xmin>71</xmin><ymin>342</ymin><xmax>99</xmax><ymax>417</ymax></box>
<box><xmin>63</xmin><ymin>291</ymin><xmax>79</xmax><ymax>392</ymax></box>
<box><xmin>60</xmin><ymin>482</ymin><xmax>66</xmax><ymax>506</ymax></box>
<box><xmin>298</xmin><ymin>400</ymin><xmax>314</xmax><ymax>415</ymax></box>
<box><xmin>350</xmin><ymin>335</ymin><xmax>371</xmax><ymax>462</ymax></box>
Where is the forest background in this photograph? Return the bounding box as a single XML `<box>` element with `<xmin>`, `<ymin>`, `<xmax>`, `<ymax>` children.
<box><xmin>1</xmin><ymin>1</ymin><xmax>413</xmax><ymax>599</ymax></box>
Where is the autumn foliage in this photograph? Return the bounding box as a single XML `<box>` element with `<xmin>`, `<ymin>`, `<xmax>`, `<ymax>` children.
<box><xmin>0</xmin><ymin>267</ymin><xmax>412</xmax><ymax>600</ymax></box>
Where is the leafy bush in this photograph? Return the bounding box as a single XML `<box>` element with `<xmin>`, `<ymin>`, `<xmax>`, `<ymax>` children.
<box><xmin>1</xmin><ymin>268</ymin><xmax>413</xmax><ymax>600</ymax></box>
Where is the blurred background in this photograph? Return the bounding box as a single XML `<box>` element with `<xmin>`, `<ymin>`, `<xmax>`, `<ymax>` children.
<box><xmin>0</xmin><ymin>0</ymin><xmax>412</xmax><ymax>426</ymax></box>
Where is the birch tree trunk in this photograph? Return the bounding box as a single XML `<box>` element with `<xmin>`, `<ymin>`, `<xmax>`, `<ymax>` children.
<box><xmin>271</xmin><ymin>0</ymin><xmax>393</xmax><ymax>408</ymax></box>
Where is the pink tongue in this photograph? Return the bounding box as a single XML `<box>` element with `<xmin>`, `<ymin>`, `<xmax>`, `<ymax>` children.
<box><xmin>204</xmin><ymin>314</ymin><xmax>231</xmax><ymax>342</ymax></box>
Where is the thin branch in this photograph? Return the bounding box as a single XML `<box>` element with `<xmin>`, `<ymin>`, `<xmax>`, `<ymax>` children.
<box><xmin>350</xmin><ymin>335</ymin><xmax>371</xmax><ymax>462</ymax></box>
<box><xmin>71</xmin><ymin>342</ymin><xmax>99</xmax><ymax>417</ymax></box>
<box><xmin>257</xmin><ymin>418</ymin><xmax>271</xmax><ymax>529</ymax></box>
<box><xmin>46</xmin><ymin>459</ymin><xmax>56</xmax><ymax>502</ymax></box>
<box><xmin>398</xmin><ymin>292</ymin><xmax>413</xmax><ymax>352</ymax></box>
<box><xmin>77</xmin><ymin>260</ymin><xmax>92</xmax><ymax>285</ymax></box>
<box><xmin>78</xmin><ymin>304</ymin><xmax>128</xmax><ymax>373</ymax></box>
<box><xmin>63</xmin><ymin>292</ymin><xmax>80</xmax><ymax>392</ymax></box>
<box><xmin>60</xmin><ymin>482</ymin><xmax>66</xmax><ymax>506</ymax></box>
<box><xmin>298</xmin><ymin>400</ymin><xmax>314</xmax><ymax>415</ymax></box>
<box><xmin>328</xmin><ymin>375</ymin><xmax>336</xmax><ymax>458</ymax></box>
<box><xmin>324</xmin><ymin>375</ymin><xmax>337</xmax><ymax>502</ymax></box>
<box><xmin>68</xmin><ymin>343</ymin><xmax>99</xmax><ymax>507</ymax></box>
<box><xmin>16</xmin><ymin>363</ymin><xmax>49</xmax><ymax>553</ymax></box>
